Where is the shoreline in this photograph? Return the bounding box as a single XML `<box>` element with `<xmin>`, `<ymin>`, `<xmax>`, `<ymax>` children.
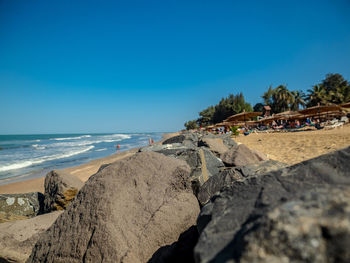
<box><xmin>0</xmin><ymin>132</ymin><xmax>179</xmax><ymax>194</ymax></box>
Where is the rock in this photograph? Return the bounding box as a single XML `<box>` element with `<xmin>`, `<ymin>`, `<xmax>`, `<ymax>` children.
<box><xmin>140</xmin><ymin>144</ymin><xmax>224</xmax><ymax>195</ymax></box>
<box><xmin>0</xmin><ymin>192</ymin><xmax>44</xmax><ymax>223</ymax></box>
<box><xmin>239</xmin><ymin>187</ymin><xmax>350</xmax><ymax>263</ymax></box>
<box><xmin>139</xmin><ymin>143</ymin><xmax>188</xmax><ymax>154</ymax></box>
<box><xmin>200</xmin><ymin>133</ymin><xmax>237</xmax><ymax>149</ymax></box>
<box><xmin>148</xmin><ymin>225</ymin><xmax>199</xmax><ymax>263</ymax></box>
<box><xmin>198</xmin><ymin>138</ymin><xmax>229</xmax><ymax>156</ymax></box>
<box><xmin>43</xmin><ymin>170</ymin><xmax>84</xmax><ymax>212</ymax></box>
<box><xmin>194</xmin><ymin>146</ymin><xmax>350</xmax><ymax>262</ymax></box>
<box><xmin>0</xmin><ymin>211</ymin><xmax>62</xmax><ymax>263</ymax></box>
<box><xmin>197</xmin><ymin>160</ymin><xmax>287</xmax><ymax>206</ymax></box>
<box><xmin>162</xmin><ymin>132</ymin><xmax>199</xmax><ymax>147</ymax></box>
<box><xmin>220</xmin><ymin>144</ymin><xmax>263</xmax><ymax>167</ymax></box>
<box><xmin>27</xmin><ymin>152</ymin><xmax>200</xmax><ymax>263</ymax></box>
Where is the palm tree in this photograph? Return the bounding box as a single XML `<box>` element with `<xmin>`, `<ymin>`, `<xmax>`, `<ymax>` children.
<box><xmin>290</xmin><ymin>90</ymin><xmax>306</xmax><ymax>111</ymax></box>
<box><xmin>272</xmin><ymin>85</ymin><xmax>294</xmax><ymax>112</ymax></box>
<box><xmin>306</xmin><ymin>85</ymin><xmax>329</xmax><ymax>107</ymax></box>
<box><xmin>262</xmin><ymin>85</ymin><xmax>274</xmax><ymax>106</ymax></box>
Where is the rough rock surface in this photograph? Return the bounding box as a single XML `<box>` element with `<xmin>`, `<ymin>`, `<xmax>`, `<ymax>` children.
<box><xmin>140</xmin><ymin>144</ymin><xmax>224</xmax><ymax>195</ymax></box>
<box><xmin>239</xmin><ymin>187</ymin><xmax>350</xmax><ymax>263</ymax></box>
<box><xmin>194</xmin><ymin>146</ymin><xmax>350</xmax><ymax>263</ymax></box>
<box><xmin>220</xmin><ymin>144</ymin><xmax>263</xmax><ymax>167</ymax></box>
<box><xmin>197</xmin><ymin>160</ymin><xmax>288</xmax><ymax>206</ymax></box>
<box><xmin>0</xmin><ymin>211</ymin><xmax>62</xmax><ymax>263</ymax></box>
<box><xmin>43</xmin><ymin>170</ymin><xmax>84</xmax><ymax>212</ymax></box>
<box><xmin>198</xmin><ymin>137</ymin><xmax>229</xmax><ymax>156</ymax></box>
<box><xmin>148</xmin><ymin>225</ymin><xmax>199</xmax><ymax>263</ymax></box>
<box><xmin>0</xmin><ymin>192</ymin><xmax>44</xmax><ymax>223</ymax></box>
<box><xmin>162</xmin><ymin>132</ymin><xmax>199</xmax><ymax>147</ymax></box>
<box><xmin>200</xmin><ymin>133</ymin><xmax>237</xmax><ymax>149</ymax></box>
<box><xmin>27</xmin><ymin>151</ymin><xmax>200</xmax><ymax>263</ymax></box>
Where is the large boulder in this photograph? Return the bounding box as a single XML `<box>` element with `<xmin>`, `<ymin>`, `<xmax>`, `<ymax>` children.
<box><xmin>43</xmin><ymin>170</ymin><xmax>84</xmax><ymax>212</ymax></box>
<box><xmin>239</xmin><ymin>187</ymin><xmax>350</xmax><ymax>263</ymax></box>
<box><xmin>200</xmin><ymin>133</ymin><xmax>237</xmax><ymax>149</ymax></box>
<box><xmin>140</xmin><ymin>144</ymin><xmax>224</xmax><ymax>195</ymax></box>
<box><xmin>162</xmin><ymin>132</ymin><xmax>199</xmax><ymax>147</ymax></box>
<box><xmin>27</xmin><ymin>151</ymin><xmax>200</xmax><ymax>263</ymax></box>
<box><xmin>220</xmin><ymin>144</ymin><xmax>263</xmax><ymax>167</ymax></box>
<box><xmin>194</xmin><ymin>146</ymin><xmax>350</xmax><ymax>263</ymax></box>
<box><xmin>0</xmin><ymin>192</ymin><xmax>44</xmax><ymax>223</ymax></box>
<box><xmin>198</xmin><ymin>137</ymin><xmax>229</xmax><ymax>156</ymax></box>
<box><xmin>197</xmin><ymin>160</ymin><xmax>288</xmax><ymax>206</ymax></box>
<box><xmin>0</xmin><ymin>211</ymin><xmax>62</xmax><ymax>263</ymax></box>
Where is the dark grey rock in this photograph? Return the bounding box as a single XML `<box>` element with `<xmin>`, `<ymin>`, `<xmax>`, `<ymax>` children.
<box><xmin>43</xmin><ymin>170</ymin><xmax>84</xmax><ymax>213</ymax></box>
<box><xmin>239</xmin><ymin>187</ymin><xmax>350</xmax><ymax>263</ymax></box>
<box><xmin>197</xmin><ymin>160</ymin><xmax>288</xmax><ymax>206</ymax></box>
<box><xmin>162</xmin><ymin>132</ymin><xmax>199</xmax><ymax>147</ymax></box>
<box><xmin>221</xmin><ymin>144</ymin><xmax>263</xmax><ymax>167</ymax></box>
<box><xmin>194</xmin><ymin>146</ymin><xmax>350</xmax><ymax>263</ymax></box>
<box><xmin>27</xmin><ymin>152</ymin><xmax>200</xmax><ymax>263</ymax></box>
<box><xmin>148</xmin><ymin>225</ymin><xmax>199</xmax><ymax>263</ymax></box>
<box><xmin>0</xmin><ymin>192</ymin><xmax>44</xmax><ymax>223</ymax></box>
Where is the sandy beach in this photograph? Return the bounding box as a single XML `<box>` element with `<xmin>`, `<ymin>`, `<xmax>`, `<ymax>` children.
<box><xmin>0</xmin><ymin>132</ymin><xmax>179</xmax><ymax>194</ymax></box>
<box><xmin>1</xmin><ymin>128</ymin><xmax>349</xmax><ymax>194</ymax></box>
<box><xmin>235</xmin><ymin>124</ymin><xmax>350</xmax><ymax>165</ymax></box>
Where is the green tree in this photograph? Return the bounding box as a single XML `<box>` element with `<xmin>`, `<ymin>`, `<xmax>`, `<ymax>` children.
<box><xmin>253</xmin><ymin>103</ymin><xmax>264</xmax><ymax>112</ymax></box>
<box><xmin>262</xmin><ymin>85</ymin><xmax>274</xmax><ymax>106</ymax></box>
<box><xmin>290</xmin><ymin>90</ymin><xmax>306</xmax><ymax>111</ymax></box>
<box><xmin>272</xmin><ymin>85</ymin><xmax>294</xmax><ymax>112</ymax></box>
<box><xmin>184</xmin><ymin>120</ymin><xmax>198</xmax><ymax>130</ymax></box>
<box><xmin>212</xmin><ymin>93</ymin><xmax>252</xmax><ymax>123</ymax></box>
<box><xmin>198</xmin><ymin>106</ymin><xmax>215</xmax><ymax>126</ymax></box>
<box><xmin>306</xmin><ymin>85</ymin><xmax>329</xmax><ymax>107</ymax></box>
<box><xmin>306</xmin><ymin>73</ymin><xmax>350</xmax><ymax>106</ymax></box>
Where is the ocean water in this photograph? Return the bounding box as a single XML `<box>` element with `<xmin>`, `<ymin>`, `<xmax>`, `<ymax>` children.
<box><xmin>0</xmin><ymin>133</ymin><xmax>163</xmax><ymax>185</ymax></box>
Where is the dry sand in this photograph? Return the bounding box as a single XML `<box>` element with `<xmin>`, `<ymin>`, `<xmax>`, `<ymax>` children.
<box><xmin>235</xmin><ymin>124</ymin><xmax>350</xmax><ymax>165</ymax></box>
<box><xmin>0</xmin><ymin>132</ymin><xmax>180</xmax><ymax>195</ymax></box>
<box><xmin>3</xmin><ymin>127</ymin><xmax>348</xmax><ymax>194</ymax></box>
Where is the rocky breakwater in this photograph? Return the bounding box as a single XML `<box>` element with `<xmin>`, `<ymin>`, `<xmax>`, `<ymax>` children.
<box><xmin>195</xmin><ymin>145</ymin><xmax>350</xmax><ymax>263</ymax></box>
<box><xmin>27</xmin><ymin>151</ymin><xmax>200</xmax><ymax>263</ymax></box>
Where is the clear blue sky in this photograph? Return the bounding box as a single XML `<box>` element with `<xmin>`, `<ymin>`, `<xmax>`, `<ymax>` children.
<box><xmin>1</xmin><ymin>0</ymin><xmax>350</xmax><ymax>134</ymax></box>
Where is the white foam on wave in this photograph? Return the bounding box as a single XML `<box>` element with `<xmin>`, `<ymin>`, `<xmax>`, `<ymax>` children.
<box><xmin>51</xmin><ymin>135</ymin><xmax>91</xmax><ymax>141</ymax></box>
<box><xmin>0</xmin><ymin>146</ymin><xmax>94</xmax><ymax>172</ymax></box>
<box><xmin>95</xmin><ymin>148</ymin><xmax>107</xmax><ymax>152</ymax></box>
<box><xmin>103</xmin><ymin>134</ymin><xmax>132</xmax><ymax>139</ymax></box>
<box><xmin>32</xmin><ymin>144</ymin><xmax>46</xmax><ymax>150</ymax></box>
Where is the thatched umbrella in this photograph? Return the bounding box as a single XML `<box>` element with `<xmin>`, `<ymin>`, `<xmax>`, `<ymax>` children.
<box><xmin>224</xmin><ymin>111</ymin><xmax>262</xmax><ymax>122</ymax></box>
<box><xmin>341</xmin><ymin>102</ymin><xmax>350</xmax><ymax>108</ymax></box>
<box><xmin>298</xmin><ymin>104</ymin><xmax>341</xmax><ymax>120</ymax></box>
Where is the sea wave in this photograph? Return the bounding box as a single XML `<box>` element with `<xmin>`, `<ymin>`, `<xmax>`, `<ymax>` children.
<box><xmin>51</xmin><ymin>135</ymin><xmax>92</xmax><ymax>141</ymax></box>
<box><xmin>32</xmin><ymin>144</ymin><xmax>46</xmax><ymax>150</ymax></box>
<box><xmin>95</xmin><ymin>148</ymin><xmax>107</xmax><ymax>152</ymax></box>
<box><xmin>102</xmin><ymin>134</ymin><xmax>132</xmax><ymax>139</ymax></box>
<box><xmin>0</xmin><ymin>146</ymin><xmax>94</xmax><ymax>172</ymax></box>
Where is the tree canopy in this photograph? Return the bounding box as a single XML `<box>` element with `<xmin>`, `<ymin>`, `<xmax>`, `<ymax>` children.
<box><xmin>184</xmin><ymin>73</ymin><xmax>349</xmax><ymax>129</ymax></box>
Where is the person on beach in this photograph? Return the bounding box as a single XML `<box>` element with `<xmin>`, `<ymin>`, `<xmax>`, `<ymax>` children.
<box><xmin>116</xmin><ymin>144</ymin><xmax>120</xmax><ymax>152</ymax></box>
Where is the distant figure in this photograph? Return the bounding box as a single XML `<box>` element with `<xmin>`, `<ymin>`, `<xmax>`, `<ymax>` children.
<box><xmin>116</xmin><ymin>144</ymin><xmax>120</xmax><ymax>152</ymax></box>
<box><xmin>149</xmin><ymin>138</ymin><xmax>152</xmax><ymax>145</ymax></box>
<box><xmin>151</xmin><ymin>138</ymin><xmax>154</xmax><ymax>144</ymax></box>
